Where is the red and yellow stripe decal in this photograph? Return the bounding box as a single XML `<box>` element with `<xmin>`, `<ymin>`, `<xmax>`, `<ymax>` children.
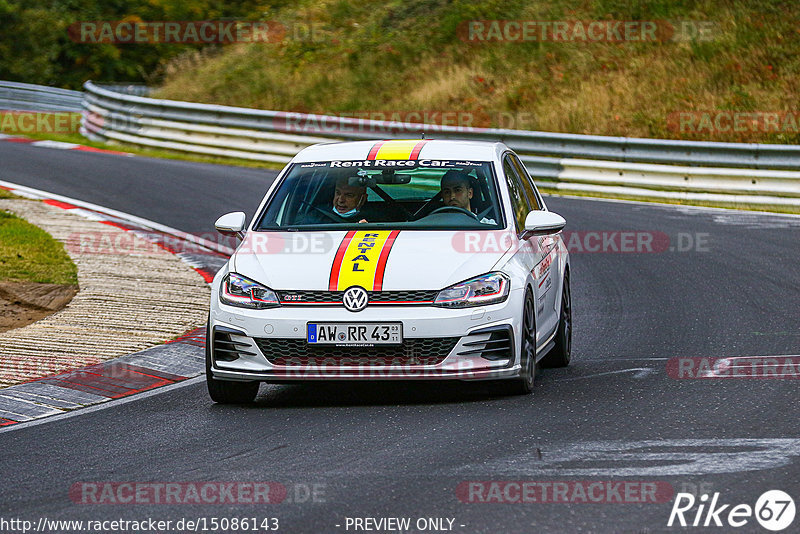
<box><xmin>329</xmin><ymin>230</ymin><xmax>400</xmax><ymax>291</ymax></box>
<box><xmin>367</xmin><ymin>140</ymin><xmax>428</xmax><ymax>161</ymax></box>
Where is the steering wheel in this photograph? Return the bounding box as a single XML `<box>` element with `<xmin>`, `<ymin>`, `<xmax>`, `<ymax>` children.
<box><xmin>427</xmin><ymin>206</ymin><xmax>478</xmax><ymax>219</ymax></box>
<box><xmin>297</xmin><ymin>200</ymin><xmax>345</xmax><ymax>223</ymax></box>
<box><xmin>412</xmin><ymin>192</ymin><xmax>442</xmax><ymax>219</ymax></box>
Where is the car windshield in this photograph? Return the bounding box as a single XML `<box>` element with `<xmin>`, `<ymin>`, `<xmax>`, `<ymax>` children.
<box><xmin>254</xmin><ymin>159</ymin><xmax>504</xmax><ymax>230</ymax></box>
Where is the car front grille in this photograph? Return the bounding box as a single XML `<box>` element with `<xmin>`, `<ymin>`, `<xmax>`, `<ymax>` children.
<box><xmin>275</xmin><ymin>290</ymin><xmax>438</xmax><ymax>306</ymax></box>
<box><xmin>254</xmin><ymin>337</ymin><xmax>459</xmax><ymax>366</ymax></box>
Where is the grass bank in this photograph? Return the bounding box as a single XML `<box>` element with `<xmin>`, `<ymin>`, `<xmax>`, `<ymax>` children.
<box><xmin>153</xmin><ymin>0</ymin><xmax>800</xmax><ymax>145</ymax></box>
<box><xmin>0</xmin><ymin>201</ymin><xmax>78</xmax><ymax>285</ymax></box>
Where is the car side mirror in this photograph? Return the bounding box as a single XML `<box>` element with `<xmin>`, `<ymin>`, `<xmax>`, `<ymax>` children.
<box><xmin>215</xmin><ymin>211</ymin><xmax>246</xmax><ymax>240</ymax></box>
<box><xmin>522</xmin><ymin>211</ymin><xmax>566</xmax><ymax>238</ymax></box>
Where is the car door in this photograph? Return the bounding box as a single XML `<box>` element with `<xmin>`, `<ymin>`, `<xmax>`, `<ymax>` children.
<box><xmin>501</xmin><ymin>153</ymin><xmax>558</xmax><ymax>347</ymax></box>
<box><xmin>509</xmin><ymin>153</ymin><xmax>561</xmax><ymax>344</ymax></box>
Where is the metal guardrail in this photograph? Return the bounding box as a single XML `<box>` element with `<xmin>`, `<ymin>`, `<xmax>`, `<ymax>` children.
<box><xmin>96</xmin><ymin>84</ymin><xmax>152</xmax><ymax>97</ymax></box>
<box><xmin>0</xmin><ymin>81</ymin><xmax>83</xmax><ymax>112</ymax></box>
<box><xmin>78</xmin><ymin>80</ymin><xmax>800</xmax><ymax>208</ymax></box>
<box><xmin>82</xmin><ymin>81</ymin><xmax>800</xmax><ymax>171</ymax></box>
<box><xmin>541</xmin><ymin>158</ymin><xmax>800</xmax><ymax>207</ymax></box>
<box><xmin>1</xmin><ymin>80</ymin><xmax>798</xmax><ymax>209</ymax></box>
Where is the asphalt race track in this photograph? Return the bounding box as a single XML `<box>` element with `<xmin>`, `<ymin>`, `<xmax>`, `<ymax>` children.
<box><xmin>1</xmin><ymin>142</ymin><xmax>799</xmax><ymax>533</ymax></box>
<box><xmin>0</xmin><ymin>143</ymin><xmax>270</xmax><ymax>234</ymax></box>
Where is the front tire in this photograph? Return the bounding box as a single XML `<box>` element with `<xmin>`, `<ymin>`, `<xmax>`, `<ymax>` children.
<box><xmin>493</xmin><ymin>289</ymin><xmax>536</xmax><ymax>395</ymax></box>
<box><xmin>540</xmin><ymin>273</ymin><xmax>571</xmax><ymax>368</ymax></box>
<box><xmin>205</xmin><ymin>320</ymin><xmax>260</xmax><ymax>404</ymax></box>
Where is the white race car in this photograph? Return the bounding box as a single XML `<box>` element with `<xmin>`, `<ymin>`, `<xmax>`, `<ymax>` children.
<box><xmin>206</xmin><ymin>139</ymin><xmax>571</xmax><ymax>403</ymax></box>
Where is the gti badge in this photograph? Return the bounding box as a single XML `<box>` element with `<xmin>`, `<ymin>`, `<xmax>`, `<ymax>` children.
<box><xmin>342</xmin><ymin>286</ymin><xmax>368</xmax><ymax>312</ymax></box>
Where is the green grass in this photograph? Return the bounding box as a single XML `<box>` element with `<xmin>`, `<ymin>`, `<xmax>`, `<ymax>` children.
<box><xmin>0</xmin><ymin>189</ymin><xmax>22</xmax><ymax>200</ymax></box>
<box><xmin>0</xmin><ymin>208</ymin><xmax>78</xmax><ymax>285</ymax></box>
<box><xmin>152</xmin><ymin>0</ymin><xmax>800</xmax><ymax>145</ymax></box>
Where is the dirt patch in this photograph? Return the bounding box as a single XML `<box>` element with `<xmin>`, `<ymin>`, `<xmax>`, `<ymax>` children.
<box><xmin>0</xmin><ymin>281</ymin><xmax>78</xmax><ymax>333</ymax></box>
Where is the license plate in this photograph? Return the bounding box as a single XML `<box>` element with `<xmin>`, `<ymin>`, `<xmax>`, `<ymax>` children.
<box><xmin>307</xmin><ymin>322</ymin><xmax>403</xmax><ymax>346</ymax></box>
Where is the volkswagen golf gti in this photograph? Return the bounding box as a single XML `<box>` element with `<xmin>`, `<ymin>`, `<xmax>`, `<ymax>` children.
<box><xmin>206</xmin><ymin>139</ymin><xmax>571</xmax><ymax>403</ymax></box>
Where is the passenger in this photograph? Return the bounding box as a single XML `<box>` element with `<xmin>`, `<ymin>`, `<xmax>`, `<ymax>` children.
<box><xmin>440</xmin><ymin>170</ymin><xmax>496</xmax><ymax>224</ymax></box>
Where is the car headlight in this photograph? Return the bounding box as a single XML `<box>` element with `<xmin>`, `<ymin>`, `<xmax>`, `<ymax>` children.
<box><xmin>220</xmin><ymin>273</ymin><xmax>280</xmax><ymax>309</ymax></box>
<box><xmin>433</xmin><ymin>272</ymin><xmax>510</xmax><ymax>308</ymax></box>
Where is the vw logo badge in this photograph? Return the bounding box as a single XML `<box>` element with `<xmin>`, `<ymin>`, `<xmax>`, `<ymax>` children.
<box><xmin>342</xmin><ymin>286</ymin><xmax>369</xmax><ymax>312</ymax></box>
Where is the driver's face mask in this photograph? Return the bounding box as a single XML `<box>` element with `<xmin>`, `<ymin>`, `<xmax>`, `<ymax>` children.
<box><xmin>333</xmin><ymin>206</ymin><xmax>359</xmax><ymax>218</ymax></box>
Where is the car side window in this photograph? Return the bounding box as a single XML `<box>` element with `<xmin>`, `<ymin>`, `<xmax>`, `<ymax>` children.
<box><xmin>510</xmin><ymin>155</ymin><xmax>542</xmax><ymax>210</ymax></box>
<box><xmin>503</xmin><ymin>156</ymin><xmax>532</xmax><ymax>233</ymax></box>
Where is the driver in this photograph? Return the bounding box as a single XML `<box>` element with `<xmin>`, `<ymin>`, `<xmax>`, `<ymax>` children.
<box><xmin>333</xmin><ymin>176</ymin><xmax>367</xmax><ymax>221</ymax></box>
<box><xmin>440</xmin><ymin>170</ymin><xmax>495</xmax><ymax>224</ymax></box>
<box><xmin>303</xmin><ymin>176</ymin><xmax>368</xmax><ymax>224</ymax></box>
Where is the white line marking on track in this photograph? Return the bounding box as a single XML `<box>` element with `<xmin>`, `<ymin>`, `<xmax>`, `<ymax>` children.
<box><xmin>698</xmin><ymin>355</ymin><xmax>800</xmax><ymax>378</ymax></box>
<box><xmin>0</xmin><ymin>376</ymin><xmax>205</xmax><ymax>434</ymax></box>
<box><xmin>30</xmin><ymin>140</ymin><xmax>81</xmax><ymax>149</ymax></box>
<box><xmin>446</xmin><ymin>438</ymin><xmax>800</xmax><ymax>477</ymax></box>
<box><xmin>558</xmin><ymin>368</ymin><xmax>655</xmax><ymax>381</ymax></box>
<box><xmin>0</xmin><ymin>179</ymin><xmax>233</xmax><ymax>255</ymax></box>
<box><xmin>718</xmin><ymin>354</ymin><xmax>800</xmax><ymax>360</ymax></box>
<box><xmin>581</xmin><ymin>357</ymin><xmax>671</xmax><ymax>361</ymax></box>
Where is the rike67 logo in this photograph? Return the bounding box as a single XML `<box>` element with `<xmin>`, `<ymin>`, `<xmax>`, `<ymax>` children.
<box><xmin>668</xmin><ymin>490</ymin><xmax>795</xmax><ymax>531</ymax></box>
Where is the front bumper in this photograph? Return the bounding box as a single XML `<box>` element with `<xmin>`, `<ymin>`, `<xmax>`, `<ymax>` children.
<box><xmin>211</xmin><ymin>365</ymin><xmax>522</xmax><ymax>382</ymax></box>
<box><xmin>208</xmin><ymin>290</ymin><xmax>524</xmax><ymax>382</ymax></box>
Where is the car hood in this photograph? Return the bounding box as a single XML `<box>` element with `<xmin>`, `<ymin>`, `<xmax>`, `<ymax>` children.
<box><xmin>231</xmin><ymin>230</ymin><xmax>513</xmax><ymax>291</ymax></box>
